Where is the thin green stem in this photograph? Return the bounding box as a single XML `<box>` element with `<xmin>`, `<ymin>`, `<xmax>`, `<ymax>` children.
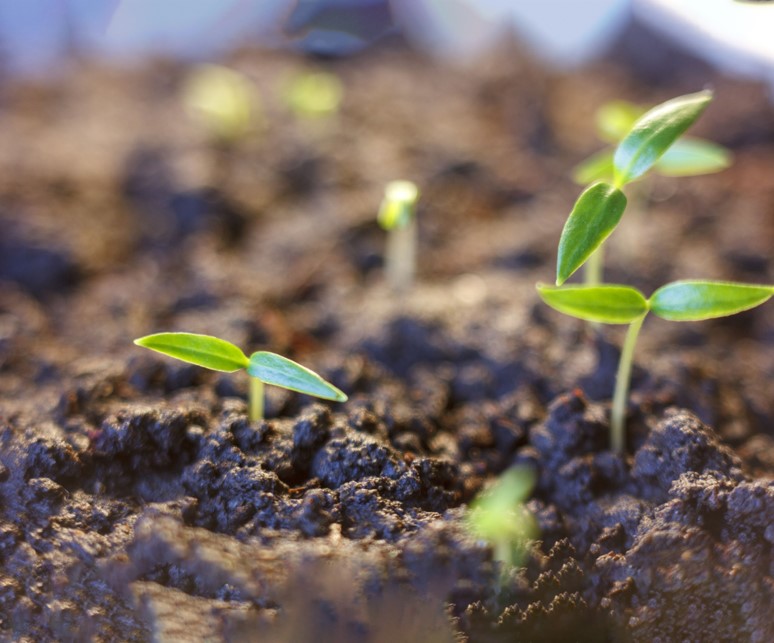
<box><xmin>249</xmin><ymin>376</ymin><xmax>265</xmax><ymax>421</ymax></box>
<box><xmin>385</xmin><ymin>217</ymin><xmax>417</xmax><ymax>292</ymax></box>
<box><xmin>584</xmin><ymin>245</ymin><xmax>604</xmax><ymax>286</ymax></box>
<box><xmin>611</xmin><ymin>314</ymin><xmax>646</xmax><ymax>453</ymax></box>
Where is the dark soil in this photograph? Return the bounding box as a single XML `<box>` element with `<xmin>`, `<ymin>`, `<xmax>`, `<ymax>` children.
<box><xmin>0</xmin><ymin>33</ymin><xmax>773</xmax><ymax>642</ymax></box>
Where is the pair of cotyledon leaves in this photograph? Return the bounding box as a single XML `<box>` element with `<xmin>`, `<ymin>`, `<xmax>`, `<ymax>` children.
<box><xmin>134</xmin><ymin>333</ymin><xmax>347</xmax><ymax>402</ymax></box>
<box><xmin>538</xmin><ymin>281</ymin><xmax>774</xmax><ymax>325</ymax></box>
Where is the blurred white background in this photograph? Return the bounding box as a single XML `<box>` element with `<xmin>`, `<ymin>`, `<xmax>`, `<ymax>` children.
<box><xmin>0</xmin><ymin>0</ymin><xmax>772</xmax><ymax>88</ymax></box>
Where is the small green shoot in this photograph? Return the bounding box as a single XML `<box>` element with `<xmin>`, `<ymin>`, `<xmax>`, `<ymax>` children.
<box><xmin>564</xmin><ymin>91</ymin><xmax>730</xmax><ymax>286</ymax></box>
<box><xmin>537</xmin><ymin>281</ymin><xmax>773</xmax><ymax>453</ymax></box>
<box><xmin>284</xmin><ymin>71</ymin><xmax>343</xmax><ymax>120</ymax></box>
<box><xmin>134</xmin><ymin>332</ymin><xmax>347</xmax><ymax>421</ymax></box>
<box><xmin>378</xmin><ymin>180</ymin><xmax>420</xmax><ymax>292</ymax></box>
<box><xmin>183</xmin><ymin>64</ymin><xmax>257</xmax><ymax>144</ymax></box>
<box><xmin>466</xmin><ymin>467</ymin><xmax>537</xmax><ymax>574</ymax></box>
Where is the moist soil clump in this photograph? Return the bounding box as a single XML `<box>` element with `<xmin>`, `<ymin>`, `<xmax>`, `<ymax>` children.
<box><xmin>0</xmin><ymin>38</ymin><xmax>773</xmax><ymax>642</ymax></box>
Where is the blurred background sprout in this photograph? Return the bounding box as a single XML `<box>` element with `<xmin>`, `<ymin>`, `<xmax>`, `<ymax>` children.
<box><xmin>466</xmin><ymin>467</ymin><xmax>538</xmax><ymax>573</ymax></box>
<box><xmin>378</xmin><ymin>180</ymin><xmax>420</xmax><ymax>292</ymax></box>
<box><xmin>573</xmin><ymin>98</ymin><xmax>731</xmax><ymax>186</ymax></box>
<box><xmin>284</xmin><ymin>70</ymin><xmax>344</xmax><ymax>120</ymax></box>
<box><xmin>183</xmin><ymin>63</ymin><xmax>258</xmax><ymax>144</ymax></box>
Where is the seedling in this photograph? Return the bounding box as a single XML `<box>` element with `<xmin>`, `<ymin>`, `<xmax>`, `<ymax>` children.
<box><xmin>560</xmin><ymin>91</ymin><xmax>730</xmax><ymax>286</ymax></box>
<box><xmin>134</xmin><ymin>332</ymin><xmax>347</xmax><ymax>421</ymax></box>
<box><xmin>466</xmin><ymin>466</ymin><xmax>537</xmax><ymax>574</ymax></box>
<box><xmin>283</xmin><ymin>70</ymin><xmax>343</xmax><ymax>120</ymax></box>
<box><xmin>182</xmin><ymin>64</ymin><xmax>260</xmax><ymax>189</ymax></box>
<box><xmin>183</xmin><ymin>64</ymin><xmax>257</xmax><ymax>145</ymax></box>
<box><xmin>542</xmin><ymin>89</ymin><xmax>772</xmax><ymax>453</ymax></box>
<box><xmin>378</xmin><ymin>180</ymin><xmax>420</xmax><ymax>292</ymax></box>
<box><xmin>537</xmin><ymin>281</ymin><xmax>773</xmax><ymax>453</ymax></box>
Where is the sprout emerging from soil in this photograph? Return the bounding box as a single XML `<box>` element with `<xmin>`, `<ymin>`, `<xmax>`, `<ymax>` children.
<box><xmin>183</xmin><ymin>64</ymin><xmax>257</xmax><ymax>144</ymax></box>
<box><xmin>561</xmin><ymin>91</ymin><xmax>729</xmax><ymax>286</ymax></box>
<box><xmin>466</xmin><ymin>467</ymin><xmax>537</xmax><ymax>574</ymax></box>
<box><xmin>378</xmin><ymin>180</ymin><xmax>420</xmax><ymax>292</ymax></box>
<box><xmin>134</xmin><ymin>332</ymin><xmax>347</xmax><ymax>421</ymax></box>
<box><xmin>284</xmin><ymin>70</ymin><xmax>343</xmax><ymax>120</ymax></box>
<box><xmin>537</xmin><ymin>281</ymin><xmax>774</xmax><ymax>453</ymax></box>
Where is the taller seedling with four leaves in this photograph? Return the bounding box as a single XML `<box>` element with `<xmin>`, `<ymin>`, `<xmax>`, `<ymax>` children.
<box><xmin>538</xmin><ymin>91</ymin><xmax>774</xmax><ymax>453</ymax></box>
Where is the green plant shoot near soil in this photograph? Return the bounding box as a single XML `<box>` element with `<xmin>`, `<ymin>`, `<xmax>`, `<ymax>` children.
<box><xmin>378</xmin><ymin>180</ymin><xmax>420</xmax><ymax>291</ymax></box>
<box><xmin>537</xmin><ymin>281</ymin><xmax>774</xmax><ymax>453</ymax></box>
<box><xmin>466</xmin><ymin>466</ymin><xmax>537</xmax><ymax>574</ymax></box>
<box><xmin>134</xmin><ymin>332</ymin><xmax>347</xmax><ymax>421</ymax></box>
<box><xmin>561</xmin><ymin>90</ymin><xmax>731</xmax><ymax>286</ymax></box>
<box><xmin>540</xmin><ymin>89</ymin><xmax>773</xmax><ymax>453</ymax></box>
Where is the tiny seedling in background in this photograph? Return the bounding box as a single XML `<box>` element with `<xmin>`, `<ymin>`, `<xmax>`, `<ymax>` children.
<box><xmin>378</xmin><ymin>180</ymin><xmax>420</xmax><ymax>292</ymax></box>
<box><xmin>183</xmin><ymin>64</ymin><xmax>257</xmax><ymax>144</ymax></box>
<box><xmin>537</xmin><ymin>281</ymin><xmax>773</xmax><ymax>453</ymax></box>
<box><xmin>560</xmin><ymin>91</ymin><xmax>729</xmax><ymax>286</ymax></box>
<box><xmin>466</xmin><ymin>467</ymin><xmax>538</xmax><ymax>575</ymax></box>
<box><xmin>284</xmin><ymin>70</ymin><xmax>343</xmax><ymax>120</ymax></box>
<box><xmin>134</xmin><ymin>332</ymin><xmax>347</xmax><ymax>421</ymax></box>
<box><xmin>183</xmin><ymin>64</ymin><xmax>259</xmax><ymax>187</ymax></box>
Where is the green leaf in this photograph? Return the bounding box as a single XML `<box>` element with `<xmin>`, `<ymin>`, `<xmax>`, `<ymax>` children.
<box><xmin>596</xmin><ymin>100</ymin><xmax>644</xmax><ymax>143</ymax></box>
<box><xmin>537</xmin><ymin>284</ymin><xmax>648</xmax><ymax>324</ymax></box>
<box><xmin>572</xmin><ymin>149</ymin><xmax>614</xmax><ymax>185</ymax></box>
<box><xmin>556</xmin><ymin>182</ymin><xmax>627</xmax><ymax>285</ymax></box>
<box><xmin>134</xmin><ymin>332</ymin><xmax>249</xmax><ymax>372</ymax></box>
<box><xmin>649</xmin><ymin>280</ymin><xmax>773</xmax><ymax>321</ymax></box>
<box><xmin>613</xmin><ymin>90</ymin><xmax>713</xmax><ymax>186</ymax></box>
<box><xmin>248</xmin><ymin>352</ymin><xmax>347</xmax><ymax>402</ymax></box>
<box><xmin>654</xmin><ymin>137</ymin><xmax>731</xmax><ymax>177</ymax></box>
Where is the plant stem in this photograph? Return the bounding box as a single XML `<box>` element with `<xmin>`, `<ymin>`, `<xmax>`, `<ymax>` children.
<box><xmin>249</xmin><ymin>377</ymin><xmax>264</xmax><ymax>421</ymax></box>
<box><xmin>385</xmin><ymin>218</ymin><xmax>417</xmax><ymax>292</ymax></box>
<box><xmin>584</xmin><ymin>245</ymin><xmax>604</xmax><ymax>286</ymax></box>
<box><xmin>610</xmin><ymin>314</ymin><xmax>646</xmax><ymax>453</ymax></box>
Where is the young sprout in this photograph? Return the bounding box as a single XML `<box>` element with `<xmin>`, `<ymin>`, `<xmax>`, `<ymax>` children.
<box><xmin>466</xmin><ymin>467</ymin><xmax>537</xmax><ymax>574</ymax></box>
<box><xmin>284</xmin><ymin>70</ymin><xmax>343</xmax><ymax>120</ymax></box>
<box><xmin>134</xmin><ymin>332</ymin><xmax>347</xmax><ymax>421</ymax></box>
<box><xmin>183</xmin><ymin>64</ymin><xmax>257</xmax><ymax>144</ymax></box>
<box><xmin>537</xmin><ymin>281</ymin><xmax>773</xmax><ymax>453</ymax></box>
<box><xmin>378</xmin><ymin>180</ymin><xmax>420</xmax><ymax>292</ymax></box>
<box><xmin>561</xmin><ymin>91</ymin><xmax>729</xmax><ymax>286</ymax></box>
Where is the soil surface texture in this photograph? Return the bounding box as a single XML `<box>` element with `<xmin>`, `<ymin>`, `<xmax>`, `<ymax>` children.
<box><xmin>0</xmin><ymin>33</ymin><xmax>773</xmax><ymax>642</ymax></box>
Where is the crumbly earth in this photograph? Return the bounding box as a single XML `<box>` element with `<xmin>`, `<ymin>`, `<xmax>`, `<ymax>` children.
<box><xmin>0</xmin><ymin>26</ymin><xmax>773</xmax><ymax>643</ymax></box>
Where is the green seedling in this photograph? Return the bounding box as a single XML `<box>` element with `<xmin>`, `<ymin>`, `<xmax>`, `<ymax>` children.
<box><xmin>183</xmin><ymin>64</ymin><xmax>257</xmax><ymax>144</ymax></box>
<box><xmin>284</xmin><ymin>70</ymin><xmax>343</xmax><ymax>120</ymax></box>
<box><xmin>561</xmin><ymin>91</ymin><xmax>731</xmax><ymax>286</ymax></box>
<box><xmin>134</xmin><ymin>332</ymin><xmax>347</xmax><ymax>421</ymax></box>
<box><xmin>537</xmin><ymin>281</ymin><xmax>773</xmax><ymax>453</ymax></box>
<box><xmin>466</xmin><ymin>467</ymin><xmax>538</xmax><ymax>574</ymax></box>
<box><xmin>378</xmin><ymin>180</ymin><xmax>420</xmax><ymax>292</ymax></box>
<box><xmin>183</xmin><ymin>64</ymin><xmax>260</xmax><ymax>188</ymax></box>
